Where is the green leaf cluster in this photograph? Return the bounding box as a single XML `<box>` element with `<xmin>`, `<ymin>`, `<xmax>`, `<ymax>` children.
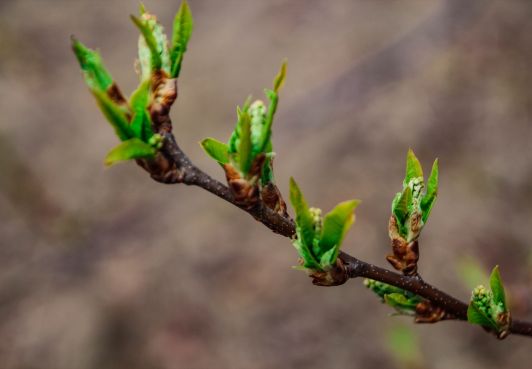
<box><xmin>201</xmin><ymin>61</ymin><xmax>287</xmax><ymax>185</ymax></box>
<box><xmin>72</xmin><ymin>2</ymin><xmax>194</xmax><ymax>166</ymax></box>
<box><xmin>289</xmin><ymin>178</ymin><xmax>359</xmax><ymax>271</ymax></box>
<box><xmin>364</xmin><ymin>279</ymin><xmax>423</xmax><ymax>316</ymax></box>
<box><xmin>467</xmin><ymin>266</ymin><xmax>510</xmax><ymax>335</ymax></box>
<box><xmin>391</xmin><ymin>149</ymin><xmax>438</xmax><ymax>241</ymax></box>
<box><xmin>133</xmin><ymin>1</ymin><xmax>192</xmax><ymax>79</ymax></box>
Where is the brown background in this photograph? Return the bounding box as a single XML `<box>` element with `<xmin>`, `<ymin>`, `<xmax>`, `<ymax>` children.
<box><xmin>1</xmin><ymin>0</ymin><xmax>532</xmax><ymax>368</ymax></box>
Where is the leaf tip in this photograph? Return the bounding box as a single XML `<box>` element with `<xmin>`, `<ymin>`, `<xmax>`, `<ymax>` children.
<box><xmin>139</xmin><ymin>2</ymin><xmax>146</xmax><ymax>15</ymax></box>
<box><xmin>273</xmin><ymin>60</ymin><xmax>287</xmax><ymax>93</ymax></box>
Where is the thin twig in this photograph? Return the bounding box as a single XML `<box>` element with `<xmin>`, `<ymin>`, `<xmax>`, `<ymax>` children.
<box><xmin>157</xmin><ymin>132</ymin><xmax>532</xmax><ymax>338</ymax></box>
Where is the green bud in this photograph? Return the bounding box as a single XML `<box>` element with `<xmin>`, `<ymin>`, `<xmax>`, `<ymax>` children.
<box><xmin>391</xmin><ymin>150</ymin><xmax>439</xmax><ymax>241</ymax></box>
<box><xmin>467</xmin><ymin>266</ymin><xmax>510</xmax><ymax>337</ymax></box>
<box><xmin>364</xmin><ymin>279</ymin><xmax>423</xmax><ymax>315</ymax></box>
<box><xmin>289</xmin><ymin>178</ymin><xmax>358</xmax><ymax>272</ymax></box>
<box><xmin>148</xmin><ymin>133</ymin><xmax>164</xmax><ymax>149</ymax></box>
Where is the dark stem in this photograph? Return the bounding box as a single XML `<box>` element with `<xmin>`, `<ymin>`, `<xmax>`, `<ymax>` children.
<box><xmin>161</xmin><ymin>134</ymin><xmax>296</xmax><ymax>237</ymax></box>
<box><xmin>159</xmin><ymin>133</ymin><xmax>532</xmax><ymax>338</ymax></box>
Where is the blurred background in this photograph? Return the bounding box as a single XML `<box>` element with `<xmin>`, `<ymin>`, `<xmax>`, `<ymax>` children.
<box><xmin>1</xmin><ymin>0</ymin><xmax>532</xmax><ymax>368</ymax></box>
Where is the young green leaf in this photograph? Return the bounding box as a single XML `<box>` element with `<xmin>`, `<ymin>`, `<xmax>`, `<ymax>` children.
<box><xmin>131</xmin><ymin>15</ymin><xmax>162</xmax><ymax>72</ymax></box>
<box><xmin>200</xmin><ymin>138</ymin><xmax>230</xmax><ymax>165</ymax></box>
<box><xmin>139</xmin><ymin>2</ymin><xmax>146</xmax><ymax>15</ymax></box>
<box><xmin>92</xmin><ymin>90</ymin><xmax>133</xmax><ymax>141</ymax></box>
<box><xmin>319</xmin><ymin>200</ymin><xmax>360</xmax><ymax>254</ymax></box>
<box><xmin>129</xmin><ymin>79</ymin><xmax>153</xmax><ymax>141</ymax></box>
<box><xmin>260</xmin><ymin>144</ymin><xmax>275</xmax><ymax>185</ymax></box>
<box><xmin>249</xmin><ymin>100</ymin><xmax>267</xmax><ymax>154</ymax></box>
<box><xmin>384</xmin><ymin>293</ymin><xmax>419</xmax><ymax>313</ymax></box>
<box><xmin>420</xmin><ymin>158</ymin><xmax>438</xmax><ymax>223</ymax></box>
<box><xmin>273</xmin><ymin>60</ymin><xmax>287</xmax><ymax>93</ymax></box>
<box><xmin>228</xmin><ymin>101</ymin><xmax>252</xmax><ymax>155</ymax></box>
<box><xmin>170</xmin><ymin>0</ymin><xmax>194</xmax><ymax>78</ymax></box>
<box><xmin>467</xmin><ymin>303</ymin><xmax>496</xmax><ymax>329</ymax></box>
<box><xmin>257</xmin><ymin>89</ymin><xmax>278</xmax><ymax>153</ymax></box>
<box><xmin>289</xmin><ymin>178</ymin><xmax>316</xmax><ymax>250</ymax></box>
<box><xmin>404</xmin><ymin>149</ymin><xmax>423</xmax><ymax>185</ymax></box>
<box><xmin>489</xmin><ymin>265</ymin><xmax>507</xmax><ymax>310</ymax></box>
<box><xmin>319</xmin><ymin>246</ymin><xmax>336</xmax><ymax>269</ymax></box>
<box><xmin>104</xmin><ymin>138</ymin><xmax>156</xmax><ymax>166</ymax></box>
<box><xmin>293</xmin><ymin>239</ymin><xmax>320</xmax><ymax>270</ymax></box>
<box><xmin>392</xmin><ymin>186</ymin><xmax>412</xmax><ymax>228</ymax></box>
<box><xmin>72</xmin><ymin>37</ymin><xmax>113</xmax><ymax>93</ymax></box>
<box><xmin>238</xmin><ymin>111</ymin><xmax>253</xmax><ymax>174</ymax></box>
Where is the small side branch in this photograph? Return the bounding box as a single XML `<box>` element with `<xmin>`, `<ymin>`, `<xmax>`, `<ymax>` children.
<box><xmin>154</xmin><ymin>129</ymin><xmax>532</xmax><ymax>339</ymax></box>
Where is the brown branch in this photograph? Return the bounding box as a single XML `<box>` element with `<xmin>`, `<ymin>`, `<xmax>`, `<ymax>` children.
<box><xmin>158</xmin><ymin>134</ymin><xmax>296</xmax><ymax>237</ymax></box>
<box><xmin>151</xmin><ymin>132</ymin><xmax>532</xmax><ymax>339</ymax></box>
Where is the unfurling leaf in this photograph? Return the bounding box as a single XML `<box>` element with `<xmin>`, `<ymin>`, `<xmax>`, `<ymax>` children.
<box><xmin>319</xmin><ymin>200</ymin><xmax>360</xmax><ymax>258</ymax></box>
<box><xmin>171</xmin><ymin>0</ymin><xmax>193</xmax><ymax>78</ymax></box>
<box><xmin>384</xmin><ymin>293</ymin><xmax>418</xmax><ymax>313</ymax></box>
<box><xmin>92</xmin><ymin>90</ymin><xmax>133</xmax><ymax>141</ymax></box>
<box><xmin>392</xmin><ymin>186</ymin><xmax>412</xmax><ymax>229</ymax></box>
<box><xmin>129</xmin><ymin>79</ymin><xmax>153</xmax><ymax>141</ymax></box>
<box><xmin>467</xmin><ymin>302</ymin><xmax>495</xmax><ymax>328</ymax></box>
<box><xmin>273</xmin><ymin>60</ymin><xmax>287</xmax><ymax>93</ymax></box>
<box><xmin>257</xmin><ymin>89</ymin><xmax>278</xmax><ymax>154</ymax></box>
<box><xmin>104</xmin><ymin>138</ymin><xmax>156</xmax><ymax>166</ymax></box>
<box><xmin>467</xmin><ymin>269</ymin><xmax>510</xmax><ymax>337</ymax></box>
<box><xmin>200</xmin><ymin>138</ymin><xmax>230</xmax><ymax>164</ymax></box>
<box><xmin>290</xmin><ymin>178</ymin><xmax>359</xmax><ymax>271</ymax></box>
<box><xmin>364</xmin><ymin>279</ymin><xmax>422</xmax><ymax>315</ymax></box>
<box><xmin>420</xmin><ymin>158</ymin><xmax>438</xmax><ymax>223</ymax></box>
<box><xmin>238</xmin><ymin>112</ymin><xmax>253</xmax><ymax>175</ymax></box>
<box><xmin>490</xmin><ymin>265</ymin><xmax>507</xmax><ymax>310</ymax></box>
<box><xmin>389</xmin><ymin>149</ymin><xmax>439</xmax><ymax>246</ymax></box>
<box><xmin>132</xmin><ymin>10</ymin><xmax>171</xmax><ymax>79</ymax></box>
<box><xmin>131</xmin><ymin>15</ymin><xmax>162</xmax><ymax>72</ymax></box>
<box><xmin>293</xmin><ymin>239</ymin><xmax>320</xmax><ymax>270</ymax></box>
<box><xmin>289</xmin><ymin>178</ymin><xmax>315</xmax><ymax>250</ymax></box>
<box><xmin>72</xmin><ymin>37</ymin><xmax>113</xmax><ymax>93</ymax></box>
<box><xmin>404</xmin><ymin>149</ymin><xmax>423</xmax><ymax>185</ymax></box>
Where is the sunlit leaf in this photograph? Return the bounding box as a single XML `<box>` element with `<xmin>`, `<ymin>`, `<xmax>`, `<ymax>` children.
<box><xmin>257</xmin><ymin>89</ymin><xmax>278</xmax><ymax>153</ymax></box>
<box><xmin>200</xmin><ymin>138</ymin><xmax>230</xmax><ymax>165</ymax></box>
<box><xmin>131</xmin><ymin>15</ymin><xmax>162</xmax><ymax>72</ymax></box>
<box><xmin>273</xmin><ymin>60</ymin><xmax>287</xmax><ymax>93</ymax></box>
<box><xmin>384</xmin><ymin>293</ymin><xmax>418</xmax><ymax>312</ymax></box>
<box><xmin>129</xmin><ymin>79</ymin><xmax>153</xmax><ymax>141</ymax></box>
<box><xmin>104</xmin><ymin>138</ymin><xmax>156</xmax><ymax>166</ymax></box>
<box><xmin>490</xmin><ymin>265</ymin><xmax>507</xmax><ymax>310</ymax></box>
<box><xmin>421</xmin><ymin>158</ymin><xmax>438</xmax><ymax>223</ymax></box>
<box><xmin>294</xmin><ymin>239</ymin><xmax>320</xmax><ymax>270</ymax></box>
<box><xmin>238</xmin><ymin>111</ymin><xmax>253</xmax><ymax>174</ymax></box>
<box><xmin>289</xmin><ymin>178</ymin><xmax>316</xmax><ymax>250</ymax></box>
<box><xmin>92</xmin><ymin>90</ymin><xmax>133</xmax><ymax>141</ymax></box>
<box><xmin>170</xmin><ymin>0</ymin><xmax>193</xmax><ymax>77</ymax></box>
<box><xmin>404</xmin><ymin>149</ymin><xmax>423</xmax><ymax>185</ymax></box>
<box><xmin>72</xmin><ymin>37</ymin><xmax>113</xmax><ymax>93</ymax></box>
<box><xmin>319</xmin><ymin>200</ymin><xmax>360</xmax><ymax>257</ymax></box>
<box><xmin>467</xmin><ymin>302</ymin><xmax>496</xmax><ymax>329</ymax></box>
<box><xmin>319</xmin><ymin>246</ymin><xmax>337</xmax><ymax>269</ymax></box>
<box><xmin>392</xmin><ymin>186</ymin><xmax>412</xmax><ymax>229</ymax></box>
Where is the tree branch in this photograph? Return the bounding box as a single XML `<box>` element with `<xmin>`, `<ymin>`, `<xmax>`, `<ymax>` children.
<box><xmin>154</xmin><ymin>132</ymin><xmax>532</xmax><ymax>338</ymax></box>
<box><xmin>159</xmin><ymin>133</ymin><xmax>296</xmax><ymax>237</ymax></box>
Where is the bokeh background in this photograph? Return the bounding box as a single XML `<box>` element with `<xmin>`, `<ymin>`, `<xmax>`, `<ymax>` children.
<box><xmin>1</xmin><ymin>0</ymin><xmax>532</xmax><ymax>368</ymax></box>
